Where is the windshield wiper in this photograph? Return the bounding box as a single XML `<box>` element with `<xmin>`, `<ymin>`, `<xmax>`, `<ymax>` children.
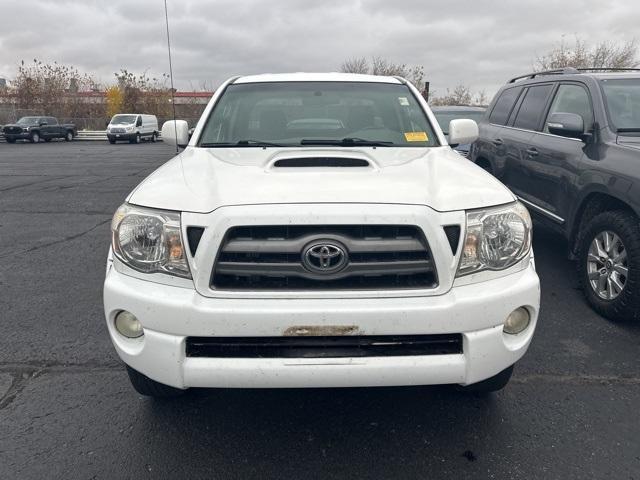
<box><xmin>300</xmin><ymin>137</ymin><xmax>394</xmax><ymax>147</ymax></box>
<box><xmin>200</xmin><ymin>139</ymin><xmax>288</xmax><ymax>147</ymax></box>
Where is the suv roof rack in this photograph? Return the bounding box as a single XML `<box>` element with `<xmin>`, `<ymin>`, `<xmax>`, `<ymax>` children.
<box><xmin>575</xmin><ymin>67</ymin><xmax>640</xmax><ymax>72</ymax></box>
<box><xmin>508</xmin><ymin>68</ymin><xmax>579</xmax><ymax>84</ymax></box>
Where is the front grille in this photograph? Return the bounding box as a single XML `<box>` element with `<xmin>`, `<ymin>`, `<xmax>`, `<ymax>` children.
<box><xmin>110</xmin><ymin>128</ymin><xmax>126</xmax><ymax>133</ymax></box>
<box><xmin>211</xmin><ymin>225</ymin><xmax>438</xmax><ymax>290</ymax></box>
<box><xmin>186</xmin><ymin>334</ymin><xmax>462</xmax><ymax>358</ymax></box>
<box><xmin>3</xmin><ymin>126</ymin><xmax>23</xmax><ymax>134</ymax></box>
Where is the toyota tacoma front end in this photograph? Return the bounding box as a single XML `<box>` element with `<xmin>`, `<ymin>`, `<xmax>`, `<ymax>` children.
<box><xmin>103</xmin><ymin>73</ymin><xmax>540</xmax><ymax>397</ymax></box>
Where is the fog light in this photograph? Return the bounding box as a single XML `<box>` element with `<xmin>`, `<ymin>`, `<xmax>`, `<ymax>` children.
<box><xmin>115</xmin><ymin>310</ymin><xmax>143</xmax><ymax>338</ymax></box>
<box><xmin>503</xmin><ymin>307</ymin><xmax>530</xmax><ymax>335</ymax></box>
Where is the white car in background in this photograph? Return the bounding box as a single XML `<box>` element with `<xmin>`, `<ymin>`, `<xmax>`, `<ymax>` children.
<box><xmin>104</xmin><ymin>73</ymin><xmax>540</xmax><ymax>398</ymax></box>
<box><xmin>106</xmin><ymin>114</ymin><xmax>158</xmax><ymax>144</ymax></box>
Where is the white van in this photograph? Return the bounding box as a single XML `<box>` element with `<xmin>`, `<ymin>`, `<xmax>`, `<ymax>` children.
<box><xmin>107</xmin><ymin>114</ymin><xmax>159</xmax><ymax>144</ymax></box>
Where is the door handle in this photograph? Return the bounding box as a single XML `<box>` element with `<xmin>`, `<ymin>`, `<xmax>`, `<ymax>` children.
<box><xmin>526</xmin><ymin>148</ymin><xmax>539</xmax><ymax>157</ymax></box>
<box><xmin>492</xmin><ymin>138</ymin><xmax>504</xmax><ymax>146</ymax></box>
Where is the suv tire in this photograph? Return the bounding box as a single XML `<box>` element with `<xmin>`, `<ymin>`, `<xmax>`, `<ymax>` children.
<box><xmin>65</xmin><ymin>131</ymin><xmax>74</xmax><ymax>142</ymax></box>
<box><xmin>457</xmin><ymin>365</ymin><xmax>514</xmax><ymax>393</ymax></box>
<box><xmin>577</xmin><ymin>210</ymin><xmax>640</xmax><ymax>322</ymax></box>
<box><xmin>30</xmin><ymin>131</ymin><xmax>40</xmax><ymax>143</ymax></box>
<box><xmin>125</xmin><ymin>365</ymin><xmax>185</xmax><ymax>397</ymax></box>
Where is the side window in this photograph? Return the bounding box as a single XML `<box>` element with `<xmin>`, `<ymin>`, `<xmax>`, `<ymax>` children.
<box><xmin>136</xmin><ymin>116</ymin><xmax>143</xmax><ymax>127</ymax></box>
<box><xmin>512</xmin><ymin>84</ymin><xmax>554</xmax><ymax>131</ymax></box>
<box><xmin>39</xmin><ymin>117</ymin><xmax>48</xmax><ymax>125</ymax></box>
<box><xmin>489</xmin><ymin>87</ymin><xmax>521</xmax><ymax>125</ymax></box>
<box><xmin>48</xmin><ymin>117</ymin><xmax>57</xmax><ymax>125</ymax></box>
<box><xmin>544</xmin><ymin>84</ymin><xmax>594</xmax><ymax>133</ymax></box>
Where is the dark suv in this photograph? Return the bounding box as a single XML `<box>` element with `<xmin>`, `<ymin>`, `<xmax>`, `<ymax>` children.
<box><xmin>471</xmin><ymin>67</ymin><xmax>640</xmax><ymax>321</ymax></box>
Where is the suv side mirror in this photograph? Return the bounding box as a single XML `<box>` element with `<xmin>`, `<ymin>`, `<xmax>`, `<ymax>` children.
<box><xmin>161</xmin><ymin>120</ymin><xmax>190</xmax><ymax>148</ymax></box>
<box><xmin>547</xmin><ymin>112</ymin><xmax>584</xmax><ymax>140</ymax></box>
<box><xmin>448</xmin><ymin>119</ymin><xmax>479</xmax><ymax>147</ymax></box>
<box><xmin>39</xmin><ymin>121</ymin><xmax>47</xmax><ymax>126</ymax></box>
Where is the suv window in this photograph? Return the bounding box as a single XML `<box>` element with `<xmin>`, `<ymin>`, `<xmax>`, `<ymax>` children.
<box><xmin>512</xmin><ymin>84</ymin><xmax>554</xmax><ymax>131</ymax></box>
<box><xmin>47</xmin><ymin>117</ymin><xmax>58</xmax><ymax>125</ymax></box>
<box><xmin>489</xmin><ymin>87</ymin><xmax>521</xmax><ymax>125</ymax></box>
<box><xmin>544</xmin><ymin>84</ymin><xmax>593</xmax><ymax>133</ymax></box>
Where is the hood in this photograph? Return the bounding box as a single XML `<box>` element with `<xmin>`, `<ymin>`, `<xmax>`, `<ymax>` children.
<box><xmin>127</xmin><ymin>146</ymin><xmax>515</xmax><ymax>213</ymax></box>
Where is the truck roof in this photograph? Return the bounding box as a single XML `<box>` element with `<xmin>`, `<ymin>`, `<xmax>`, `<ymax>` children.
<box><xmin>233</xmin><ymin>72</ymin><xmax>404</xmax><ymax>84</ymax></box>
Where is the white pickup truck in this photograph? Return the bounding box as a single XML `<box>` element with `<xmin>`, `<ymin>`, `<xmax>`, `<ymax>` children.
<box><xmin>104</xmin><ymin>73</ymin><xmax>540</xmax><ymax>398</ymax></box>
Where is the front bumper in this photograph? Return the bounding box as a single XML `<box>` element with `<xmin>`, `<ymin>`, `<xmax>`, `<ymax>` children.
<box><xmin>107</xmin><ymin>132</ymin><xmax>136</xmax><ymax>141</ymax></box>
<box><xmin>104</xmin><ymin>259</ymin><xmax>540</xmax><ymax>389</ymax></box>
<box><xmin>3</xmin><ymin>132</ymin><xmax>30</xmax><ymax>140</ymax></box>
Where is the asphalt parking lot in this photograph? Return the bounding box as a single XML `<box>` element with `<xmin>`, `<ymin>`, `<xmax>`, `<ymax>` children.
<box><xmin>0</xmin><ymin>141</ymin><xmax>639</xmax><ymax>479</ymax></box>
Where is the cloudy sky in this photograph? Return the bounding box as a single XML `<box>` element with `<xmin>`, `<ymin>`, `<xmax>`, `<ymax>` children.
<box><xmin>0</xmin><ymin>0</ymin><xmax>636</xmax><ymax>98</ymax></box>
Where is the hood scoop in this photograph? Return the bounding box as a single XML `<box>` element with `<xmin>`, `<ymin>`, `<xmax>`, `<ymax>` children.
<box><xmin>272</xmin><ymin>157</ymin><xmax>371</xmax><ymax>168</ymax></box>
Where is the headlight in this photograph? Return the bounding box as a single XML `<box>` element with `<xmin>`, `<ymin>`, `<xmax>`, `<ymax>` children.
<box><xmin>111</xmin><ymin>204</ymin><xmax>191</xmax><ymax>278</ymax></box>
<box><xmin>457</xmin><ymin>201</ymin><xmax>532</xmax><ymax>276</ymax></box>
<box><xmin>126</xmin><ymin>126</ymin><xmax>134</xmax><ymax>132</ymax></box>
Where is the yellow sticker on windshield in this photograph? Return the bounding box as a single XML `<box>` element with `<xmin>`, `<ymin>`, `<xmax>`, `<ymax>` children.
<box><xmin>404</xmin><ymin>131</ymin><xmax>428</xmax><ymax>142</ymax></box>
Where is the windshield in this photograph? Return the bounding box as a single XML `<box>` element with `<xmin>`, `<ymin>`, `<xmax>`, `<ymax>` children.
<box><xmin>17</xmin><ymin>117</ymin><xmax>39</xmax><ymax>125</ymax></box>
<box><xmin>111</xmin><ymin>115</ymin><xmax>137</xmax><ymax>125</ymax></box>
<box><xmin>198</xmin><ymin>82</ymin><xmax>438</xmax><ymax>147</ymax></box>
<box><xmin>433</xmin><ymin>110</ymin><xmax>485</xmax><ymax>135</ymax></box>
<box><xmin>600</xmin><ymin>78</ymin><xmax>640</xmax><ymax>133</ymax></box>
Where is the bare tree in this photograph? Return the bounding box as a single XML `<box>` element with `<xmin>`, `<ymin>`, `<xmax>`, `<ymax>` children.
<box><xmin>431</xmin><ymin>85</ymin><xmax>473</xmax><ymax>106</ymax></box>
<box><xmin>339</xmin><ymin>56</ymin><xmax>425</xmax><ymax>90</ymax></box>
<box><xmin>535</xmin><ymin>37</ymin><xmax>639</xmax><ymax>70</ymax></box>
<box><xmin>340</xmin><ymin>57</ymin><xmax>369</xmax><ymax>74</ymax></box>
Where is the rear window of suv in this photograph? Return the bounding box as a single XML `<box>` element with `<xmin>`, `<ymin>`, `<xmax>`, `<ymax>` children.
<box><xmin>489</xmin><ymin>87</ymin><xmax>522</xmax><ymax>125</ymax></box>
<box><xmin>512</xmin><ymin>84</ymin><xmax>554</xmax><ymax>131</ymax></box>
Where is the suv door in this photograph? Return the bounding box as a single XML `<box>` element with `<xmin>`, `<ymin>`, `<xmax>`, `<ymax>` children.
<box><xmin>499</xmin><ymin>84</ymin><xmax>555</xmax><ymax>207</ymax></box>
<box><xmin>474</xmin><ymin>86</ymin><xmax>523</xmax><ymax>176</ymax></box>
<box><xmin>522</xmin><ymin>83</ymin><xmax>595</xmax><ymax>224</ymax></box>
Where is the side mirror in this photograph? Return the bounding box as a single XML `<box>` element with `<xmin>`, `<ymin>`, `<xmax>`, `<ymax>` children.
<box><xmin>39</xmin><ymin>122</ymin><xmax>47</xmax><ymax>126</ymax></box>
<box><xmin>448</xmin><ymin>119</ymin><xmax>478</xmax><ymax>147</ymax></box>
<box><xmin>161</xmin><ymin>120</ymin><xmax>190</xmax><ymax>148</ymax></box>
<box><xmin>546</xmin><ymin>112</ymin><xmax>584</xmax><ymax>140</ymax></box>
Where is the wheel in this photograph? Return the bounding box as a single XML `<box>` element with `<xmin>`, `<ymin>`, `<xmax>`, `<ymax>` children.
<box><xmin>65</xmin><ymin>131</ymin><xmax>73</xmax><ymax>142</ymax></box>
<box><xmin>457</xmin><ymin>365</ymin><xmax>514</xmax><ymax>394</ymax></box>
<box><xmin>6</xmin><ymin>137</ymin><xmax>16</xmax><ymax>143</ymax></box>
<box><xmin>30</xmin><ymin>131</ymin><xmax>40</xmax><ymax>143</ymax></box>
<box><xmin>577</xmin><ymin>210</ymin><xmax>640</xmax><ymax>322</ymax></box>
<box><xmin>108</xmin><ymin>138</ymin><xmax>116</xmax><ymax>144</ymax></box>
<box><xmin>135</xmin><ymin>133</ymin><xmax>141</xmax><ymax>144</ymax></box>
<box><xmin>125</xmin><ymin>365</ymin><xmax>185</xmax><ymax>397</ymax></box>
<box><xmin>151</xmin><ymin>132</ymin><xmax>157</xmax><ymax>142</ymax></box>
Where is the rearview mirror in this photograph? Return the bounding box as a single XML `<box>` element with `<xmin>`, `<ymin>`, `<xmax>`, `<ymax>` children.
<box><xmin>448</xmin><ymin>119</ymin><xmax>478</xmax><ymax>147</ymax></box>
<box><xmin>546</xmin><ymin>112</ymin><xmax>584</xmax><ymax>140</ymax></box>
<box><xmin>161</xmin><ymin>120</ymin><xmax>190</xmax><ymax>148</ymax></box>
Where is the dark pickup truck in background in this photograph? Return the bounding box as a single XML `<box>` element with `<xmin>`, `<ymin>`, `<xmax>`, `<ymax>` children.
<box><xmin>2</xmin><ymin>116</ymin><xmax>76</xmax><ymax>143</ymax></box>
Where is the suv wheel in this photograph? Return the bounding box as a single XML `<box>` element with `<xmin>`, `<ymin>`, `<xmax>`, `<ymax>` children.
<box><xmin>30</xmin><ymin>131</ymin><xmax>40</xmax><ymax>143</ymax></box>
<box><xmin>125</xmin><ymin>365</ymin><xmax>185</xmax><ymax>397</ymax></box>
<box><xmin>151</xmin><ymin>132</ymin><xmax>157</xmax><ymax>142</ymax></box>
<box><xmin>457</xmin><ymin>365</ymin><xmax>514</xmax><ymax>394</ymax></box>
<box><xmin>578</xmin><ymin>210</ymin><xmax>640</xmax><ymax>322</ymax></box>
<box><xmin>65</xmin><ymin>131</ymin><xmax>74</xmax><ymax>142</ymax></box>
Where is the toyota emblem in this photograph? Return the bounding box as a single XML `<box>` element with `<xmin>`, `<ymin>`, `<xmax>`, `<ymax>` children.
<box><xmin>302</xmin><ymin>241</ymin><xmax>348</xmax><ymax>273</ymax></box>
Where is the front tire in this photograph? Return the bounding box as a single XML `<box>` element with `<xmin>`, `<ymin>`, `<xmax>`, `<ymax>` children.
<box><xmin>108</xmin><ymin>138</ymin><xmax>116</xmax><ymax>144</ymax></box>
<box><xmin>65</xmin><ymin>131</ymin><xmax>74</xmax><ymax>142</ymax></box>
<box><xmin>577</xmin><ymin>210</ymin><xmax>640</xmax><ymax>322</ymax></box>
<box><xmin>30</xmin><ymin>131</ymin><xmax>40</xmax><ymax>143</ymax></box>
<box><xmin>6</xmin><ymin>137</ymin><xmax>16</xmax><ymax>143</ymax></box>
<box><xmin>457</xmin><ymin>365</ymin><xmax>514</xmax><ymax>394</ymax></box>
<box><xmin>125</xmin><ymin>365</ymin><xmax>185</xmax><ymax>398</ymax></box>
<box><xmin>151</xmin><ymin>132</ymin><xmax>157</xmax><ymax>142</ymax></box>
